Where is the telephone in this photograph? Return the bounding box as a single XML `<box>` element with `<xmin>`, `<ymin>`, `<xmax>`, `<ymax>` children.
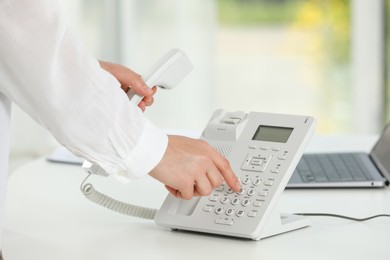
<box><xmin>81</xmin><ymin>49</ymin><xmax>316</xmax><ymax>240</ymax></box>
<box><xmin>154</xmin><ymin>110</ymin><xmax>316</xmax><ymax>240</ymax></box>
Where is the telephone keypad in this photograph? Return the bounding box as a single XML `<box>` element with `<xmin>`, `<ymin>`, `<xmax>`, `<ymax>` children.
<box><xmin>209</xmin><ymin>144</ymin><xmax>285</xmax><ymax>226</ymax></box>
<box><xmin>209</xmin><ymin>175</ymin><xmax>278</xmax><ymax>226</ymax></box>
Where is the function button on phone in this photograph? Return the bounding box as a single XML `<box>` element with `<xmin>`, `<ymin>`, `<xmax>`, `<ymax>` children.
<box><xmin>272</xmin><ymin>147</ymin><xmax>281</xmax><ymax>151</ymax></box>
<box><xmin>217</xmin><ymin>125</ymin><xmax>227</xmax><ymax>131</ymax></box>
<box><xmin>248</xmin><ymin>212</ymin><xmax>257</xmax><ymax>218</ymax></box>
<box><xmin>250</xmin><ymin>158</ymin><xmax>264</xmax><ymax>166</ymax></box>
<box><xmin>209</xmin><ymin>195</ymin><xmax>219</xmax><ymax>202</ymax></box>
<box><xmin>260</xmin><ymin>146</ymin><xmax>269</xmax><ymax>150</ymax></box>
<box><xmin>271</xmin><ymin>169</ymin><xmax>280</xmax><ymax>173</ymax></box>
<box><xmin>253</xmin><ymin>200</ymin><xmax>264</xmax><ymax>207</ymax></box>
<box><xmin>203</xmin><ymin>206</ymin><xmax>213</xmax><ymax>212</ymax></box>
<box><xmin>278</xmin><ymin>155</ymin><xmax>287</xmax><ymax>160</ymax></box>
<box><xmin>241</xmin><ymin>154</ymin><xmax>272</xmax><ymax>172</ymax></box>
<box><xmin>229</xmin><ymin>111</ymin><xmax>246</xmax><ymax>120</ymax></box>
<box><xmin>264</xmin><ymin>180</ymin><xmax>274</xmax><ymax>186</ymax></box>
<box><xmin>215</xmin><ymin>217</ymin><xmax>234</xmax><ymax>226</ymax></box>
<box><xmin>215</xmin><ymin>185</ymin><xmax>224</xmax><ymax>192</ymax></box>
<box><xmin>223</xmin><ymin>118</ymin><xmax>241</xmax><ymax>125</ymax></box>
<box><xmin>248</xmin><ymin>144</ymin><xmax>257</xmax><ymax>149</ymax></box>
<box><xmin>258</xmin><ymin>190</ymin><xmax>268</xmax><ymax>197</ymax></box>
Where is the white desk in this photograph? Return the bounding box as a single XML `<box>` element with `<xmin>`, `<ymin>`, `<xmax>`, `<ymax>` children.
<box><xmin>3</xmin><ymin>135</ymin><xmax>390</xmax><ymax>260</ymax></box>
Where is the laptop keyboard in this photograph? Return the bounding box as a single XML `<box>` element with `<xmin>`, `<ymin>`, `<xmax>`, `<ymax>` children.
<box><xmin>295</xmin><ymin>154</ymin><xmax>371</xmax><ymax>183</ymax></box>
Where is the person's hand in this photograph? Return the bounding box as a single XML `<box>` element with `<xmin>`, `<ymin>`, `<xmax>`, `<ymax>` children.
<box><xmin>99</xmin><ymin>60</ymin><xmax>156</xmax><ymax>111</ymax></box>
<box><xmin>149</xmin><ymin>135</ymin><xmax>241</xmax><ymax>200</ymax></box>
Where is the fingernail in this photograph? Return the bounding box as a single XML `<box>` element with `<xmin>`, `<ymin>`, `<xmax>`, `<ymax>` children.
<box><xmin>236</xmin><ymin>179</ymin><xmax>241</xmax><ymax>190</ymax></box>
<box><xmin>144</xmin><ymin>85</ymin><xmax>153</xmax><ymax>94</ymax></box>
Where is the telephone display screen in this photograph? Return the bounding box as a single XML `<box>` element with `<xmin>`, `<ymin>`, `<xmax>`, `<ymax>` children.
<box><xmin>252</xmin><ymin>125</ymin><xmax>293</xmax><ymax>143</ymax></box>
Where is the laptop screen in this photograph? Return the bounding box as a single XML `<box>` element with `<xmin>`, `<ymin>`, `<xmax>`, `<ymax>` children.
<box><xmin>370</xmin><ymin>124</ymin><xmax>390</xmax><ymax>179</ymax></box>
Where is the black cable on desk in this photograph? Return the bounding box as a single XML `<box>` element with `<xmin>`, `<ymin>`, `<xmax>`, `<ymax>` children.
<box><xmin>294</xmin><ymin>213</ymin><xmax>390</xmax><ymax>222</ymax></box>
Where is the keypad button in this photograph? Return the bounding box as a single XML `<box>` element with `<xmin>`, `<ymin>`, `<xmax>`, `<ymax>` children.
<box><xmin>242</xmin><ymin>199</ymin><xmax>251</xmax><ymax>207</ymax></box>
<box><xmin>247</xmin><ymin>188</ymin><xmax>257</xmax><ymax>196</ymax></box>
<box><xmin>226</xmin><ymin>208</ymin><xmax>235</xmax><ymax>216</ymax></box>
<box><xmin>252</xmin><ymin>179</ymin><xmax>262</xmax><ymax>186</ymax></box>
<box><xmin>271</xmin><ymin>169</ymin><xmax>280</xmax><ymax>173</ymax></box>
<box><xmin>242</xmin><ymin>177</ymin><xmax>251</xmax><ymax>185</ymax></box>
<box><xmin>220</xmin><ymin>196</ymin><xmax>230</xmax><ymax>204</ymax></box>
<box><xmin>236</xmin><ymin>210</ymin><xmax>245</xmax><ymax>217</ymax></box>
<box><xmin>264</xmin><ymin>180</ymin><xmax>274</xmax><ymax>186</ymax></box>
<box><xmin>227</xmin><ymin>188</ymin><xmax>234</xmax><ymax>194</ymax></box>
<box><xmin>260</xmin><ymin>146</ymin><xmax>268</xmax><ymax>150</ymax></box>
<box><xmin>215</xmin><ymin>207</ymin><xmax>224</xmax><ymax>215</ymax></box>
<box><xmin>272</xmin><ymin>147</ymin><xmax>281</xmax><ymax>151</ymax></box>
<box><xmin>231</xmin><ymin>197</ymin><xmax>240</xmax><ymax>205</ymax></box>
<box><xmin>237</xmin><ymin>187</ymin><xmax>246</xmax><ymax>195</ymax></box>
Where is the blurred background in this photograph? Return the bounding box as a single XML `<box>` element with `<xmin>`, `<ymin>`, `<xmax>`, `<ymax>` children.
<box><xmin>9</xmin><ymin>0</ymin><xmax>390</xmax><ymax>168</ymax></box>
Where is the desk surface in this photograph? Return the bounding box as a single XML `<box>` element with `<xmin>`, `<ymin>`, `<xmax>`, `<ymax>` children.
<box><xmin>3</xmin><ymin>135</ymin><xmax>390</xmax><ymax>260</ymax></box>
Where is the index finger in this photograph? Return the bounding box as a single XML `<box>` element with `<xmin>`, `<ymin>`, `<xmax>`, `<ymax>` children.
<box><xmin>209</xmin><ymin>148</ymin><xmax>240</xmax><ymax>192</ymax></box>
<box><xmin>115</xmin><ymin>66</ymin><xmax>152</xmax><ymax>97</ymax></box>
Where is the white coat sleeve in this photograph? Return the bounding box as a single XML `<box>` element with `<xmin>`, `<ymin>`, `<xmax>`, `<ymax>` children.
<box><xmin>0</xmin><ymin>0</ymin><xmax>168</xmax><ymax>180</ymax></box>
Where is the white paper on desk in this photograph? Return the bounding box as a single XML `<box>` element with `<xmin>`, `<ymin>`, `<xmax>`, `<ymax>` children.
<box><xmin>47</xmin><ymin>146</ymin><xmax>84</xmax><ymax>165</ymax></box>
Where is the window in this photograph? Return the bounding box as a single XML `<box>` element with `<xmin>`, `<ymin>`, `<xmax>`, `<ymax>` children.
<box><xmin>62</xmin><ymin>0</ymin><xmax>385</xmax><ymax>134</ymax></box>
<box><xmin>217</xmin><ymin>0</ymin><xmax>352</xmax><ymax>134</ymax></box>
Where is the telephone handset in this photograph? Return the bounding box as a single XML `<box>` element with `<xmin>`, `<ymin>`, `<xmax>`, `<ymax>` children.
<box><xmin>81</xmin><ymin>49</ymin><xmax>317</xmax><ymax>240</ymax></box>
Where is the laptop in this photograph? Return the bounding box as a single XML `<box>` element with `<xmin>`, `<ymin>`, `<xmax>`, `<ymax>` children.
<box><xmin>288</xmin><ymin>123</ymin><xmax>390</xmax><ymax>188</ymax></box>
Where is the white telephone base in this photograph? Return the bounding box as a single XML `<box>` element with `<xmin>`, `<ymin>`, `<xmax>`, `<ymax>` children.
<box><xmin>155</xmin><ymin>110</ymin><xmax>316</xmax><ymax>240</ymax></box>
<box><xmin>257</xmin><ymin>210</ymin><xmax>310</xmax><ymax>240</ymax></box>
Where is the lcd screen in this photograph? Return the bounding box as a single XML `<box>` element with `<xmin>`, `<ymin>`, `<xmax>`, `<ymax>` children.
<box><xmin>252</xmin><ymin>125</ymin><xmax>293</xmax><ymax>143</ymax></box>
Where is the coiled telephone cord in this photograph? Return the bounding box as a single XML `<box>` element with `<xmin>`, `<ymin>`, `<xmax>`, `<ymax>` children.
<box><xmin>80</xmin><ymin>174</ymin><xmax>158</xmax><ymax>220</ymax></box>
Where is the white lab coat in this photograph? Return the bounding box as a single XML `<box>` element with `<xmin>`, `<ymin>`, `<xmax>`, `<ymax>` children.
<box><xmin>0</xmin><ymin>0</ymin><xmax>168</xmax><ymax>249</ymax></box>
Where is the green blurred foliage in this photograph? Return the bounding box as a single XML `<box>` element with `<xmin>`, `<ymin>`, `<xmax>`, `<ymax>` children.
<box><xmin>218</xmin><ymin>0</ymin><xmax>301</xmax><ymax>25</ymax></box>
<box><xmin>217</xmin><ymin>0</ymin><xmax>350</xmax><ymax>64</ymax></box>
